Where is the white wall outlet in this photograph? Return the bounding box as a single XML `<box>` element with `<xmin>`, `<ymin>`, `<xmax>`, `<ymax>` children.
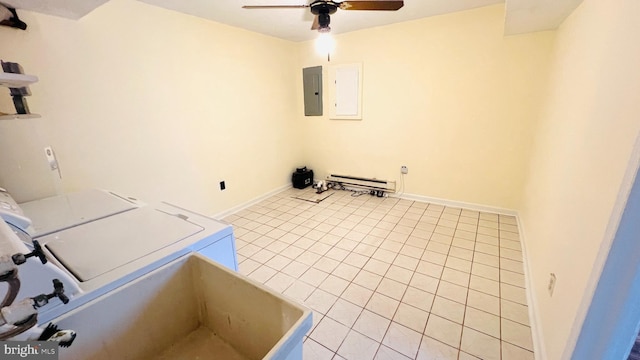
<box><xmin>401</xmin><ymin>166</ymin><xmax>408</xmax><ymax>174</ymax></box>
<box><xmin>548</xmin><ymin>273</ymin><xmax>557</xmax><ymax>296</ymax></box>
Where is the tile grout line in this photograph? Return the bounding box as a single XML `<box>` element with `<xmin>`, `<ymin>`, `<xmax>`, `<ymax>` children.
<box><xmin>231</xmin><ymin>189</ymin><xmax>533</xmax><ymax>360</ymax></box>
<box><xmin>456</xmin><ymin>208</ymin><xmax>479</xmax><ymax>360</ymax></box>
<box><xmin>297</xmin><ymin>193</ymin><xmax>400</xmax><ymax>358</ymax></box>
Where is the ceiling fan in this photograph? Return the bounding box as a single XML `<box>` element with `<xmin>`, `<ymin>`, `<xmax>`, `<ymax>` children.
<box><xmin>242</xmin><ymin>1</ymin><xmax>404</xmax><ymax>33</ymax></box>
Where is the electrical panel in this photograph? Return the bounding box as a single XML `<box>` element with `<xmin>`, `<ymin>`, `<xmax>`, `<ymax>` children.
<box><xmin>303</xmin><ymin>66</ymin><xmax>323</xmax><ymax>116</ymax></box>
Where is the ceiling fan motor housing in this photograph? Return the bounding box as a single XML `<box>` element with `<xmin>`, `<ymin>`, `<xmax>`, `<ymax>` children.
<box><xmin>318</xmin><ymin>13</ymin><xmax>331</xmax><ymax>30</ymax></box>
<box><xmin>311</xmin><ymin>1</ymin><xmax>337</xmax><ymax>31</ymax></box>
<box><xmin>310</xmin><ymin>1</ymin><xmax>338</xmax><ymax>15</ymax></box>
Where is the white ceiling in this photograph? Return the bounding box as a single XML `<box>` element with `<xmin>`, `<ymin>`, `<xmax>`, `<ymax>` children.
<box><xmin>2</xmin><ymin>0</ymin><xmax>583</xmax><ymax>42</ymax></box>
<box><xmin>504</xmin><ymin>0</ymin><xmax>584</xmax><ymax>35</ymax></box>
<box><xmin>1</xmin><ymin>0</ymin><xmax>109</xmax><ymax>20</ymax></box>
<box><xmin>137</xmin><ymin>0</ymin><xmax>502</xmax><ymax>42</ymax></box>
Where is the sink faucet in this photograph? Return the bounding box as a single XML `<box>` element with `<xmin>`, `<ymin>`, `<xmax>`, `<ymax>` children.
<box><xmin>11</xmin><ymin>239</ymin><xmax>48</xmax><ymax>266</ymax></box>
<box><xmin>0</xmin><ymin>279</ymin><xmax>68</xmax><ymax>340</ymax></box>
<box><xmin>0</xmin><ymin>240</ymin><xmax>70</xmax><ymax>340</ymax></box>
<box><xmin>0</xmin><ymin>240</ymin><xmax>48</xmax><ymax>308</ymax></box>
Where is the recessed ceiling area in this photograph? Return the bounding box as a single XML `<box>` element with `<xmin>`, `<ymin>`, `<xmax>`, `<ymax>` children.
<box><xmin>2</xmin><ymin>0</ymin><xmax>583</xmax><ymax>41</ymax></box>
<box><xmin>504</xmin><ymin>0</ymin><xmax>585</xmax><ymax>35</ymax></box>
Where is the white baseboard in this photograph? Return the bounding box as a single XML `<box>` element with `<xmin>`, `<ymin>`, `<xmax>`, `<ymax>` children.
<box><xmin>393</xmin><ymin>192</ymin><xmax>518</xmax><ymax>216</ymax></box>
<box><xmin>211</xmin><ymin>184</ymin><xmax>291</xmax><ymax>220</ymax></box>
<box><xmin>516</xmin><ymin>215</ymin><xmax>547</xmax><ymax>360</ymax></box>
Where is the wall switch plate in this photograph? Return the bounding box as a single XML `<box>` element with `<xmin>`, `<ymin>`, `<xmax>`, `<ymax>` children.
<box><xmin>548</xmin><ymin>273</ymin><xmax>557</xmax><ymax>296</ymax></box>
<box><xmin>401</xmin><ymin>166</ymin><xmax>408</xmax><ymax>174</ymax></box>
<box><xmin>44</xmin><ymin>146</ymin><xmax>58</xmax><ymax>171</ymax></box>
<box><xmin>219</xmin><ymin>181</ymin><xmax>226</xmax><ymax>191</ymax></box>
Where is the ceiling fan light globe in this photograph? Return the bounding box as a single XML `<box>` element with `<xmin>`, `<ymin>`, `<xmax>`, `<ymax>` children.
<box><xmin>315</xmin><ymin>32</ymin><xmax>335</xmax><ymax>55</ymax></box>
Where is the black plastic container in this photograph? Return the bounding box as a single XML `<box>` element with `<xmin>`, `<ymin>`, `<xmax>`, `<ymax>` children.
<box><xmin>292</xmin><ymin>167</ymin><xmax>313</xmax><ymax>189</ymax></box>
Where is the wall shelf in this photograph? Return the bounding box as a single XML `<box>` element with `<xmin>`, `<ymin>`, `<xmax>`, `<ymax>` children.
<box><xmin>0</xmin><ymin>73</ymin><xmax>39</xmax><ymax>88</ymax></box>
<box><xmin>1</xmin><ymin>72</ymin><xmax>39</xmax><ymax>118</ymax></box>
<box><xmin>0</xmin><ymin>113</ymin><xmax>41</xmax><ymax>121</ymax></box>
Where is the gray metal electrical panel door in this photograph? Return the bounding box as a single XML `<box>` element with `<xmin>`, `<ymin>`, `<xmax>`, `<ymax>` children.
<box><xmin>303</xmin><ymin>66</ymin><xmax>323</xmax><ymax>116</ymax></box>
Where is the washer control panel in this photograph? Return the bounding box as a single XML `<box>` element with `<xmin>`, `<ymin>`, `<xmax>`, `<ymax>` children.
<box><xmin>0</xmin><ymin>188</ymin><xmax>33</xmax><ymax>232</ymax></box>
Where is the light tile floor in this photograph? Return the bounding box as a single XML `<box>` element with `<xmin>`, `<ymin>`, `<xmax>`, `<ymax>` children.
<box><xmin>225</xmin><ymin>188</ymin><xmax>534</xmax><ymax>360</ymax></box>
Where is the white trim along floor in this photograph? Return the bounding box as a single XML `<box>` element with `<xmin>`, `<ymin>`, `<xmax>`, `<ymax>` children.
<box><xmin>224</xmin><ymin>187</ymin><xmax>533</xmax><ymax>360</ymax></box>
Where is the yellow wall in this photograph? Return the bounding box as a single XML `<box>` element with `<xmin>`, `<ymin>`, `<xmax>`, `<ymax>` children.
<box><xmin>4</xmin><ymin>2</ymin><xmax>640</xmax><ymax>357</ymax></box>
<box><xmin>1</xmin><ymin>3</ymin><xmax>555</xmax><ymax>213</ymax></box>
<box><xmin>0</xmin><ymin>0</ymin><xmax>303</xmax><ymax>214</ymax></box>
<box><xmin>520</xmin><ymin>0</ymin><xmax>640</xmax><ymax>358</ymax></box>
<box><xmin>296</xmin><ymin>5</ymin><xmax>555</xmax><ymax>210</ymax></box>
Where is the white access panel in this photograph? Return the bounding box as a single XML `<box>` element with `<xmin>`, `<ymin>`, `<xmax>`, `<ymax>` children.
<box><xmin>336</xmin><ymin>67</ymin><xmax>359</xmax><ymax>115</ymax></box>
<box><xmin>330</xmin><ymin>63</ymin><xmax>363</xmax><ymax>120</ymax></box>
<box><xmin>19</xmin><ymin>189</ymin><xmax>140</xmax><ymax>237</ymax></box>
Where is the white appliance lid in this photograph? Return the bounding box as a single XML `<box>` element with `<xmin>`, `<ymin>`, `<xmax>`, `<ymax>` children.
<box><xmin>43</xmin><ymin>207</ymin><xmax>203</xmax><ymax>282</ymax></box>
<box><xmin>20</xmin><ymin>189</ymin><xmax>138</xmax><ymax>237</ymax></box>
<box><xmin>0</xmin><ymin>189</ymin><xmax>33</xmax><ymax>231</ymax></box>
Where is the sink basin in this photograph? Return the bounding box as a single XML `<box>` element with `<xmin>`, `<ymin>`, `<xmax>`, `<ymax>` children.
<box><xmin>48</xmin><ymin>253</ymin><xmax>312</xmax><ymax>360</ymax></box>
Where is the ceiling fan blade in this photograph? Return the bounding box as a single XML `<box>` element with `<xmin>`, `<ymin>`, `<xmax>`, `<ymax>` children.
<box><xmin>311</xmin><ymin>15</ymin><xmax>320</xmax><ymax>30</ymax></box>
<box><xmin>339</xmin><ymin>1</ymin><xmax>404</xmax><ymax>11</ymax></box>
<box><xmin>242</xmin><ymin>5</ymin><xmax>309</xmax><ymax>9</ymax></box>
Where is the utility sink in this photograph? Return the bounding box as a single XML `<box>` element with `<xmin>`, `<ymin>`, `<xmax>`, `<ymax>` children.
<box><xmin>49</xmin><ymin>253</ymin><xmax>312</xmax><ymax>360</ymax></box>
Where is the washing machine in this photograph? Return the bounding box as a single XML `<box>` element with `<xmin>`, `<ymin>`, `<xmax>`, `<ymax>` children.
<box><xmin>0</xmin><ymin>188</ymin><xmax>237</xmax><ymax>325</ymax></box>
<box><xmin>18</xmin><ymin>188</ymin><xmax>143</xmax><ymax>237</ymax></box>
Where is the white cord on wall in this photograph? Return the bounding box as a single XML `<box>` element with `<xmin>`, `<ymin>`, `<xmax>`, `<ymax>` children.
<box><xmin>395</xmin><ymin>172</ymin><xmax>406</xmax><ymax>197</ymax></box>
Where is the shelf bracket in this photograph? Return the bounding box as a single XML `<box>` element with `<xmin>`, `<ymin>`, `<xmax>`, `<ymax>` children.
<box><xmin>0</xmin><ymin>5</ymin><xmax>27</xmax><ymax>30</ymax></box>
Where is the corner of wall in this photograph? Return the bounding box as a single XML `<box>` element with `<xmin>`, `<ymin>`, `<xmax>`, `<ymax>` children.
<box><xmin>516</xmin><ymin>213</ymin><xmax>548</xmax><ymax>360</ymax></box>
